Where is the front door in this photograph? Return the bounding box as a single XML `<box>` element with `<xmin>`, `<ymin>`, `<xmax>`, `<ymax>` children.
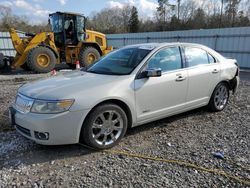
<box><xmin>134</xmin><ymin>47</ymin><xmax>188</xmax><ymax>123</ymax></box>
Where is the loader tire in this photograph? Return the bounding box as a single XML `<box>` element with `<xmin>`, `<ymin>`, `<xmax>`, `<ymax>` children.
<box><xmin>79</xmin><ymin>47</ymin><xmax>100</xmax><ymax>67</ymax></box>
<box><xmin>0</xmin><ymin>53</ymin><xmax>4</xmax><ymax>69</ymax></box>
<box><xmin>27</xmin><ymin>46</ymin><xmax>56</xmax><ymax>73</ymax></box>
<box><xmin>20</xmin><ymin>63</ymin><xmax>31</xmax><ymax>71</ymax></box>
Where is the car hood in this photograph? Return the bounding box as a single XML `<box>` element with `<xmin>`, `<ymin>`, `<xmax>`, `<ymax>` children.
<box><xmin>19</xmin><ymin>71</ymin><xmax>123</xmax><ymax>100</ymax></box>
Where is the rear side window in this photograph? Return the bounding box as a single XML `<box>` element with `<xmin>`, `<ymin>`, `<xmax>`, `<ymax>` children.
<box><xmin>185</xmin><ymin>47</ymin><xmax>209</xmax><ymax>67</ymax></box>
<box><xmin>208</xmin><ymin>53</ymin><xmax>216</xmax><ymax>63</ymax></box>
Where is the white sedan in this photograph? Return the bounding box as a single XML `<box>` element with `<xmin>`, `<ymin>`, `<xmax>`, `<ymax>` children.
<box><xmin>10</xmin><ymin>43</ymin><xmax>239</xmax><ymax>149</ymax></box>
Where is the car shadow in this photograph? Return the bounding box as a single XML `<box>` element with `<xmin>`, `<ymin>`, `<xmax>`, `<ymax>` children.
<box><xmin>0</xmin><ymin>107</ymin><xmax>209</xmax><ymax>170</ymax></box>
<box><xmin>126</xmin><ymin>107</ymin><xmax>208</xmax><ymax>136</ymax></box>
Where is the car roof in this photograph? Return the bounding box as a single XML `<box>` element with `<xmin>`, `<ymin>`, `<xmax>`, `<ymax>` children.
<box><xmin>123</xmin><ymin>42</ymin><xmax>225</xmax><ymax>61</ymax></box>
<box><xmin>126</xmin><ymin>42</ymin><xmax>213</xmax><ymax>49</ymax></box>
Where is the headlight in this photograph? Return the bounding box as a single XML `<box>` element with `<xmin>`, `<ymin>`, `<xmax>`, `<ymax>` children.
<box><xmin>31</xmin><ymin>99</ymin><xmax>74</xmax><ymax>114</ymax></box>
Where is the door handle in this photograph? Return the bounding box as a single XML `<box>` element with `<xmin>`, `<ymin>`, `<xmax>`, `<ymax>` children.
<box><xmin>176</xmin><ymin>75</ymin><xmax>186</xmax><ymax>81</ymax></box>
<box><xmin>212</xmin><ymin>69</ymin><xmax>219</xmax><ymax>73</ymax></box>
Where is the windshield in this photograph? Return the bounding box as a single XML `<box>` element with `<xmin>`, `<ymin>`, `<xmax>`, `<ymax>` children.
<box><xmin>50</xmin><ymin>14</ymin><xmax>63</xmax><ymax>33</ymax></box>
<box><xmin>86</xmin><ymin>47</ymin><xmax>151</xmax><ymax>75</ymax></box>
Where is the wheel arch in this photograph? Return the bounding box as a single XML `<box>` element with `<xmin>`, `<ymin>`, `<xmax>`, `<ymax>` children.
<box><xmin>219</xmin><ymin>80</ymin><xmax>230</xmax><ymax>89</ymax></box>
<box><xmin>208</xmin><ymin>80</ymin><xmax>230</xmax><ymax>103</ymax></box>
<box><xmin>208</xmin><ymin>80</ymin><xmax>231</xmax><ymax>112</ymax></box>
<box><xmin>79</xmin><ymin>99</ymin><xmax>133</xmax><ymax>142</ymax></box>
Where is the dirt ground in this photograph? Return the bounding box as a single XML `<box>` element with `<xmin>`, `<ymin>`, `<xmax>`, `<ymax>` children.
<box><xmin>0</xmin><ymin>72</ymin><xmax>249</xmax><ymax>187</ymax></box>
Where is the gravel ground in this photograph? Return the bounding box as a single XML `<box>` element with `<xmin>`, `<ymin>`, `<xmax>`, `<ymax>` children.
<box><xmin>0</xmin><ymin>73</ymin><xmax>249</xmax><ymax>187</ymax></box>
<box><xmin>0</xmin><ymin>73</ymin><xmax>49</xmax><ymax>132</ymax></box>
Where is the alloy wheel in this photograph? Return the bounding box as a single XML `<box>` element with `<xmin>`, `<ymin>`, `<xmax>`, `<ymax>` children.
<box><xmin>92</xmin><ymin>110</ymin><xmax>124</xmax><ymax>146</ymax></box>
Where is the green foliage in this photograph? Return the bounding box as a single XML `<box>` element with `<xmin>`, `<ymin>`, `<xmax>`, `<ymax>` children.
<box><xmin>128</xmin><ymin>6</ymin><xmax>139</xmax><ymax>33</ymax></box>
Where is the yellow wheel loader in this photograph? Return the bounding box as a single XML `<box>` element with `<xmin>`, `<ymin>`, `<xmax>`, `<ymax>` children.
<box><xmin>0</xmin><ymin>12</ymin><xmax>113</xmax><ymax>73</ymax></box>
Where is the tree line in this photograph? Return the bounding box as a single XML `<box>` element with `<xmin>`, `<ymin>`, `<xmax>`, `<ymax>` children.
<box><xmin>0</xmin><ymin>0</ymin><xmax>250</xmax><ymax>34</ymax></box>
<box><xmin>88</xmin><ymin>0</ymin><xmax>250</xmax><ymax>33</ymax></box>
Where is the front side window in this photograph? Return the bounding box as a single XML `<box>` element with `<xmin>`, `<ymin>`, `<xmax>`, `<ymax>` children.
<box><xmin>86</xmin><ymin>47</ymin><xmax>151</xmax><ymax>75</ymax></box>
<box><xmin>184</xmin><ymin>47</ymin><xmax>210</xmax><ymax>67</ymax></box>
<box><xmin>147</xmin><ymin>47</ymin><xmax>182</xmax><ymax>72</ymax></box>
<box><xmin>50</xmin><ymin>14</ymin><xmax>63</xmax><ymax>33</ymax></box>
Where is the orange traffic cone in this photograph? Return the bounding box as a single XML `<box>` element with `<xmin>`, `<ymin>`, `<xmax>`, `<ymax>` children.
<box><xmin>51</xmin><ymin>69</ymin><xmax>57</xmax><ymax>76</ymax></box>
<box><xmin>76</xmin><ymin>61</ymin><xmax>80</xmax><ymax>69</ymax></box>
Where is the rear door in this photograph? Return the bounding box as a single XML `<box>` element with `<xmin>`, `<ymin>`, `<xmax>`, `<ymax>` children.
<box><xmin>134</xmin><ymin>46</ymin><xmax>188</xmax><ymax>123</ymax></box>
<box><xmin>183</xmin><ymin>46</ymin><xmax>221</xmax><ymax>107</ymax></box>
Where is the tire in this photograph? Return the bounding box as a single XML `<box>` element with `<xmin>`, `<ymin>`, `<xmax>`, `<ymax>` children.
<box><xmin>208</xmin><ymin>82</ymin><xmax>229</xmax><ymax>112</ymax></box>
<box><xmin>20</xmin><ymin>63</ymin><xmax>31</xmax><ymax>71</ymax></box>
<box><xmin>0</xmin><ymin>53</ymin><xmax>4</xmax><ymax>68</ymax></box>
<box><xmin>27</xmin><ymin>46</ymin><xmax>56</xmax><ymax>73</ymax></box>
<box><xmin>81</xmin><ymin>103</ymin><xmax>128</xmax><ymax>150</ymax></box>
<box><xmin>79</xmin><ymin>47</ymin><xmax>100</xmax><ymax>67</ymax></box>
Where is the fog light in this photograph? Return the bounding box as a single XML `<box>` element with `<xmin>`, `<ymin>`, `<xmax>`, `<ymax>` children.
<box><xmin>34</xmin><ymin>131</ymin><xmax>49</xmax><ymax>140</ymax></box>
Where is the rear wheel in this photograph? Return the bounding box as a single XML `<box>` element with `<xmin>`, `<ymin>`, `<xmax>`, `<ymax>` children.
<box><xmin>208</xmin><ymin>82</ymin><xmax>229</xmax><ymax>112</ymax></box>
<box><xmin>79</xmin><ymin>47</ymin><xmax>100</xmax><ymax>67</ymax></box>
<box><xmin>27</xmin><ymin>46</ymin><xmax>56</xmax><ymax>73</ymax></box>
<box><xmin>81</xmin><ymin>104</ymin><xmax>128</xmax><ymax>149</ymax></box>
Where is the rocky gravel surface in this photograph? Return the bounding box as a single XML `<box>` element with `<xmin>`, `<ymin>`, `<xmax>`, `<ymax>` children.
<box><xmin>0</xmin><ymin>72</ymin><xmax>57</xmax><ymax>132</ymax></box>
<box><xmin>0</xmin><ymin>74</ymin><xmax>249</xmax><ymax>187</ymax></box>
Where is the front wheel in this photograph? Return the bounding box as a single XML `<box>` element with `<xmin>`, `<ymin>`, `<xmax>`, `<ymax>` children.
<box><xmin>79</xmin><ymin>47</ymin><xmax>100</xmax><ymax>67</ymax></box>
<box><xmin>208</xmin><ymin>82</ymin><xmax>229</xmax><ymax>112</ymax></box>
<box><xmin>27</xmin><ymin>46</ymin><xmax>56</xmax><ymax>73</ymax></box>
<box><xmin>81</xmin><ymin>104</ymin><xmax>128</xmax><ymax>149</ymax></box>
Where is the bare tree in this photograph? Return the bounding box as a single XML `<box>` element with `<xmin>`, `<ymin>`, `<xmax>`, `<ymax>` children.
<box><xmin>225</xmin><ymin>0</ymin><xmax>241</xmax><ymax>26</ymax></box>
<box><xmin>179</xmin><ymin>0</ymin><xmax>196</xmax><ymax>23</ymax></box>
<box><xmin>89</xmin><ymin>6</ymin><xmax>134</xmax><ymax>34</ymax></box>
<box><xmin>0</xmin><ymin>5</ymin><xmax>12</xmax><ymax>31</ymax></box>
<box><xmin>121</xmin><ymin>5</ymin><xmax>132</xmax><ymax>33</ymax></box>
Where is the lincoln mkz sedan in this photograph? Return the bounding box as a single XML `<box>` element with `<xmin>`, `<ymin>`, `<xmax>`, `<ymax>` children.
<box><xmin>10</xmin><ymin>43</ymin><xmax>239</xmax><ymax>149</ymax></box>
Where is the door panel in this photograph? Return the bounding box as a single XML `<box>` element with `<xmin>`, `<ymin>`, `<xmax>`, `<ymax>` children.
<box><xmin>134</xmin><ymin>70</ymin><xmax>188</xmax><ymax>122</ymax></box>
<box><xmin>134</xmin><ymin>47</ymin><xmax>189</xmax><ymax>123</ymax></box>
<box><xmin>186</xmin><ymin>64</ymin><xmax>221</xmax><ymax>106</ymax></box>
<box><xmin>184</xmin><ymin>47</ymin><xmax>221</xmax><ymax>107</ymax></box>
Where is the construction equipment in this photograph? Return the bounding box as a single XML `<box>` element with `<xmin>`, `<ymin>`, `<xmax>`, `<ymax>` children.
<box><xmin>0</xmin><ymin>12</ymin><xmax>113</xmax><ymax>73</ymax></box>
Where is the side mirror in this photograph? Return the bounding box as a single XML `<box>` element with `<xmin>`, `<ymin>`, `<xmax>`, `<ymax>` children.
<box><xmin>139</xmin><ymin>68</ymin><xmax>162</xmax><ymax>78</ymax></box>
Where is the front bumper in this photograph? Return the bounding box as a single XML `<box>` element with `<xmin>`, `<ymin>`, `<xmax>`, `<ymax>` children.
<box><xmin>10</xmin><ymin>107</ymin><xmax>89</xmax><ymax>145</ymax></box>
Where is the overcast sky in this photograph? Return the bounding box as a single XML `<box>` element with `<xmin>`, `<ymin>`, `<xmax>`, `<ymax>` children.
<box><xmin>0</xmin><ymin>0</ymin><xmax>171</xmax><ymax>24</ymax></box>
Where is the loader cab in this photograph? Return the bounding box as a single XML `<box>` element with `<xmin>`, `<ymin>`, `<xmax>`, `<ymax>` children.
<box><xmin>49</xmin><ymin>12</ymin><xmax>86</xmax><ymax>46</ymax></box>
